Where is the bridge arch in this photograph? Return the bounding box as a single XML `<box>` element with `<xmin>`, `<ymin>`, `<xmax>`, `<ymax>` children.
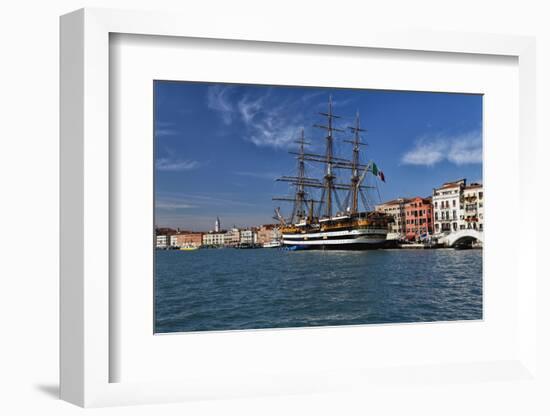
<box><xmin>440</xmin><ymin>229</ymin><xmax>483</xmax><ymax>247</ymax></box>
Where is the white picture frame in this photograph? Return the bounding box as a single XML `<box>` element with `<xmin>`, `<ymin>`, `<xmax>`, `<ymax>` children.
<box><xmin>60</xmin><ymin>8</ymin><xmax>537</xmax><ymax>408</ymax></box>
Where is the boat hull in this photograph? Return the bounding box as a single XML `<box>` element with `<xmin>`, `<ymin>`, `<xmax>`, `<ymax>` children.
<box><xmin>282</xmin><ymin>228</ymin><xmax>388</xmax><ymax>250</ymax></box>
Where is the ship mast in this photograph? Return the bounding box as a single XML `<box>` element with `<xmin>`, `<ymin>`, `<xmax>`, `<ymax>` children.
<box><xmin>273</xmin><ymin>129</ymin><xmax>318</xmax><ymax>224</ymax></box>
<box><xmin>293</xmin><ymin>128</ymin><xmax>309</xmax><ymax>221</ymax></box>
<box><xmin>314</xmin><ymin>95</ymin><xmax>344</xmax><ymax>218</ymax></box>
<box><xmin>344</xmin><ymin>112</ymin><xmax>367</xmax><ymax>214</ymax></box>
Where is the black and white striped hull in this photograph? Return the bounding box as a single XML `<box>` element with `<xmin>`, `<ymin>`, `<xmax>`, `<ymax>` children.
<box><xmin>282</xmin><ymin>228</ymin><xmax>388</xmax><ymax>250</ymax></box>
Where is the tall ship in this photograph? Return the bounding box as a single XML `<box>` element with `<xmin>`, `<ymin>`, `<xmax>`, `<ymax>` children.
<box><xmin>273</xmin><ymin>96</ymin><xmax>393</xmax><ymax>250</ymax></box>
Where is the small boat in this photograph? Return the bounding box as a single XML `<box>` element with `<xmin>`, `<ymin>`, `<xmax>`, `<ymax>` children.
<box><xmin>399</xmin><ymin>241</ymin><xmax>441</xmax><ymax>249</ymax></box>
<box><xmin>262</xmin><ymin>240</ymin><xmax>282</xmax><ymax>248</ymax></box>
<box><xmin>234</xmin><ymin>243</ymin><xmax>261</xmax><ymax>249</ymax></box>
<box><xmin>179</xmin><ymin>246</ymin><xmax>199</xmax><ymax>251</ymax></box>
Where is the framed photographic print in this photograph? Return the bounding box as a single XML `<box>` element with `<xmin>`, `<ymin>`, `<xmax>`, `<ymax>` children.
<box><xmin>60</xmin><ymin>8</ymin><xmax>538</xmax><ymax>408</ymax></box>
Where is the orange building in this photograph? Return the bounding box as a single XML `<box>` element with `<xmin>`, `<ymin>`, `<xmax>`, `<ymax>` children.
<box><xmin>405</xmin><ymin>197</ymin><xmax>433</xmax><ymax>240</ymax></box>
<box><xmin>170</xmin><ymin>232</ymin><xmax>203</xmax><ymax>248</ymax></box>
<box><xmin>256</xmin><ymin>224</ymin><xmax>280</xmax><ymax>245</ymax></box>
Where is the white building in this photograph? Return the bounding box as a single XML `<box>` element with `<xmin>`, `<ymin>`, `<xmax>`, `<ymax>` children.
<box><xmin>239</xmin><ymin>229</ymin><xmax>257</xmax><ymax>245</ymax></box>
<box><xmin>156</xmin><ymin>234</ymin><xmax>168</xmax><ymax>249</ymax></box>
<box><xmin>169</xmin><ymin>235</ymin><xmax>179</xmax><ymax>248</ymax></box>
<box><xmin>225</xmin><ymin>227</ymin><xmax>241</xmax><ymax>246</ymax></box>
<box><xmin>462</xmin><ymin>183</ymin><xmax>484</xmax><ymax>231</ymax></box>
<box><xmin>432</xmin><ymin>179</ymin><xmax>484</xmax><ymax>235</ymax></box>
<box><xmin>203</xmin><ymin>232</ymin><xmax>226</xmax><ymax>246</ymax></box>
<box><xmin>214</xmin><ymin>216</ymin><xmax>221</xmax><ymax>232</ymax></box>
<box><xmin>432</xmin><ymin>179</ymin><xmax>465</xmax><ymax>234</ymax></box>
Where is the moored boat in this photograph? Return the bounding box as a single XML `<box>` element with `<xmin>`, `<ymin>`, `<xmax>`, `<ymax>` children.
<box><xmin>262</xmin><ymin>240</ymin><xmax>282</xmax><ymax>248</ymax></box>
<box><xmin>179</xmin><ymin>245</ymin><xmax>199</xmax><ymax>251</ymax></box>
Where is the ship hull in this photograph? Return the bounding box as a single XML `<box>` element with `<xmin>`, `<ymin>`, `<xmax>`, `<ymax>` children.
<box><xmin>282</xmin><ymin>228</ymin><xmax>388</xmax><ymax>250</ymax></box>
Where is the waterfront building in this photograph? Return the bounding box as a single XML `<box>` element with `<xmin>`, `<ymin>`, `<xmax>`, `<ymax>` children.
<box><xmin>432</xmin><ymin>179</ymin><xmax>465</xmax><ymax>234</ymax></box>
<box><xmin>203</xmin><ymin>231</ymin><xmax>226</xmax><ymax>246</ymax></box>
<box><xmin>256</xmin><ymin>224</ymin><xmax>281</xmax><ymax>245</ymax></box>
<box><xmin>239</xmin><ymin>229</ymin><xmax>257</xmax><ymax>245</ymax></box>
<box><xmin>404</xmin><ymin>197</ymin><xmax>433</xmax><ymax>240</ymax></box>
<box><xmin>462</xmin><ymin>183</ymin><xmax>484</xmax><ymax>231</ymax></box>
<box><xmin>225</xmin><ymin>227</ymin><xmax>241</xmax><ymax>247</ymax></box>
<box><xmin>156</xmin><ymin>234</ymin><xmax>168</xmax><ymax>249</ymax></box>
<box><xmin>375</xmin><ymin>198</ymin><xmax>410</xmax><ymax>236</ymax></box>
<box><xmin>169</xmin><ymin>235</ymin><xmax>178</xmax><ymax>248</ymax></box>
<box><xmin>171</xmin><ymin>232</ymin><xmax>203</xmax><ymax>248</ymax></box>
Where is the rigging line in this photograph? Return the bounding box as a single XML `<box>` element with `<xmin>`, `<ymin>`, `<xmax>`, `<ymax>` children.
<box><xmin>363</xmin><ymin>174</ymin><xmax>375</xmax><ymax>207</ymax></box>
<box><xmin>304</xmin><ymin>160</ymin><xmax>322</xmax><ymax>176</ymax></box>
<box><xmin>316</xmin><ymin>187</ymin><xmax>326</xmax><ymax>218</ymax></box>
<box><xmin>299</xmin><ymin>199</ymin><xmax>307</xmax><ymax>219</ymax></box>
<box><xmin>359</xmin><ymin>188</ymin><xmax>370</xmax><ymax>211</ymax></box>
<box><xmin>333</xmin><ymin>189</ymin><xmax>344</xmax><ymax>213</ymax></box>
<box><xmin>375</xmin><ymin>182</ymin><xmax>382</xmax><ymax>204</ymax></box>
<box><xmin>342</xmin><ymin>190</ymin><xmax>351</xmax><ymax>212</ymax></box>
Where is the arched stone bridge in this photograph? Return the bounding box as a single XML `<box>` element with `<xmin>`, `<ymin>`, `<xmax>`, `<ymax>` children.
<box><xmin>438</xmin><ymin>229</ymin><xmax>483</xmax><ymax>247</ymax></box>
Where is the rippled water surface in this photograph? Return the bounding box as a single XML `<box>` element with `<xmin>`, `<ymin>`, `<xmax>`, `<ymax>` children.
<box><xmin>155</xmin><ymin>248</ymin><xmax>482</xmax><ymax>333</ymax></box>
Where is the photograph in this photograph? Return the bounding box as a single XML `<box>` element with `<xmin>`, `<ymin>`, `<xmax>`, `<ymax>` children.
<box><xmin>153</xmin><ymin>81</ymin><xmax>483</xmax><ymax>333</ymax></box>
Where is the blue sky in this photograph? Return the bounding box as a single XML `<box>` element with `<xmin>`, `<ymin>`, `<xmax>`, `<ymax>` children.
<box><xmin>155</xmin><ymin>81</ymin><xmax>482</xmax><ymax>231</ymax></box>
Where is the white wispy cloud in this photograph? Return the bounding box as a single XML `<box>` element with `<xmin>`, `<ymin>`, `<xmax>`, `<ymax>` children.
<box><xmin>155</xmin><ymin>128</ymin><xmax>178</xmax><ymax>137</ymax></box>
<box><xmin>155</xmin><ymin>121</ymin><xmax>179</xmax><ymax>137</ymax></box>
<box><xmin>447</xmin><ymin>132</ymin><xmax>483</xmax><ymax>165</ymax></box>
<box><xmin>206</xmin><ymin>85</ymin><xmax>234</xmax><ymax>125</ymax></box>
<box><xmin>237</xmin><ymin>92</ymin><xmax>309</xmax><ymax>149</ymax></box>
<box><xmin>156</xmin><ymin>191</ymin><xmax>260</xmax><ymax>208</ymax></box>
<box><xmin>237</xmin><ymin>95</ymin><xmax>264</xmax><ymax>124</ymax></box>
<box><xmin>401</xmin><ymin>130</ymin><xmax>482</xmax><ymax>166</ymax></box>
<box><xmin>297</xmin><ymin>90</ymin><xmax>326</xmax><ymax>103</ymax></box>
<box><xmin>205</xmin><ymin>87</ymin><xmax>352</xmax><ymax>149</ymax></box>
<box><xmin>235</xmin><ymin>171</ymin><xmax>280</xmax><ymax>180</ymax></box>
<box><xmin>401</xmin><ymin>140</ymin><xmax>446</xmax><ymax>166</ymax></box>
<box><xmin>156</xmin><ymin>201</ymin><xmax>196</xmax><ymax>209</ymax></box>
<box><xmin>156</xmin><ymin>158</ymin><xmax>200</xmax><ymax>171</ymax></box>
<box><xmin>246</xmin><ymin>110</ymin><xmax>303</xmax><ymax>149</ymax></box>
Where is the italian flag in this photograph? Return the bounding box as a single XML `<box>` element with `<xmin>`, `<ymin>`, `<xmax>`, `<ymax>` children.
<box><xmin>371</xmin><ymin>162</ymin><xmax>386</xmax><ymax>182</ymax></box>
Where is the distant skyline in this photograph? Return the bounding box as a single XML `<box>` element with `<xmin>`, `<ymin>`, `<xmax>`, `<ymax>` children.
<box><xmin>155</xmin><ymin>81</ymin><xmax>482</xmax><ymax>231</ymax></box>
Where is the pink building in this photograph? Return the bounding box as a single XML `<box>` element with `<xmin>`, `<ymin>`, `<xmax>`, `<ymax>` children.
<box><xmin>405</xmin><ymin>197</ymin><xmax>434</xmax><ymax>240</ymax></box>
